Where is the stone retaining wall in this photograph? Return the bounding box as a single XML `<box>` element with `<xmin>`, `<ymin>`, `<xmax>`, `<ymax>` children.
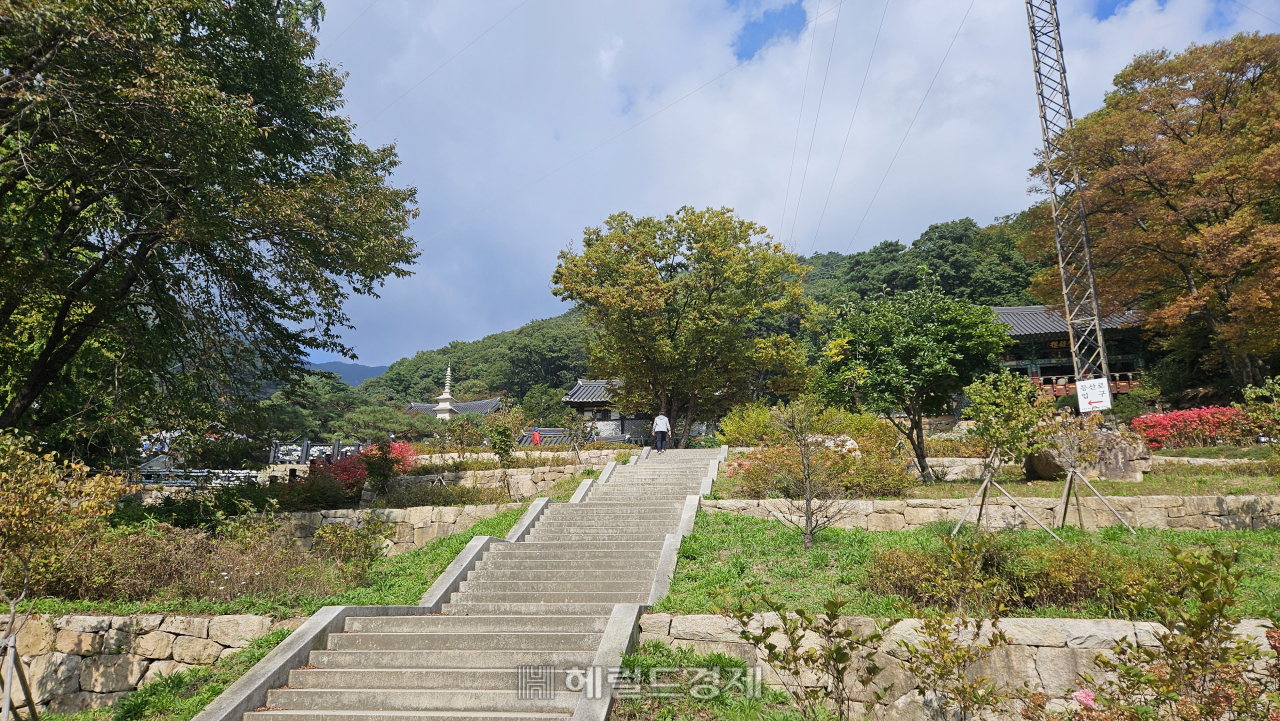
<box><xmin>700</xmin><ymin>494</ymin><xmax>1280</xmax><ymax>531</ymax></box>
<box><xmin>282</xmin><ymin>502</ymin><xmax>526</xmax><ymax>556</ymax></box>
<box><xmin>388</xmin><ymin>461</ymin><xmax>604</xmax><ymax>499</ymax></box>
<box><xmin>2</xmin><ymin>613</ymin><xmax>304</xmax><ymax>714</ymax></box>
<box><xmin>413</xmin><ymin>449</ymin><xmax>628</xmax><ymax>466</ymax></box>
<box><xmin>640</xmin><ymin>614</ymin><xmax>1275</xmax><ymax>721</ymax></box>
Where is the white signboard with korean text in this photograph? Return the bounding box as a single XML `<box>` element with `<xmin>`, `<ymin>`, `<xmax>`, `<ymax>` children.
<box><xmin>1076</xmin><ymin>377</ymin><xmax>1112</xmax><ymax>413</ymax></box>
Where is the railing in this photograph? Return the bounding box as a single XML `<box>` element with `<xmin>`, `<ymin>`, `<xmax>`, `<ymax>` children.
<box><xmin>269</xmin><ymin>439</ymin><xmax>368</xmax><ymax>465</ymax></box>
<box><xmin>1038</xmin><ymin>372</ymin><xmax>1143</xmax><ymax>397</ymax></box>
<box><xmin>137</xmin><ymin>469</ymin><xmax>261</xmax><ymax>487</ymax></box>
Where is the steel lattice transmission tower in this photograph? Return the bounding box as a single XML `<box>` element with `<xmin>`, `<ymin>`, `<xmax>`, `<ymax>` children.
<box><xmin>1024</xmin><ymin>0</ymin><xmax>1112</xmax><ymax>392</ymax></box>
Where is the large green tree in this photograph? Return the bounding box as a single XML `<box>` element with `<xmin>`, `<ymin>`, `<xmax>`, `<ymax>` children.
<box><xmin>815</xmin><ymin>277</ymin><xmax>1010</xmax><ymax>481</ymax></box>
<box><xmin>0</xmin><ymin>0</ymin><xmax>418</xmax><ymax>459</ymax></box>
<box><xmin>552</xmin><ymin>206</ymin><xmax>808</xmax><ymax>447</ymax></box>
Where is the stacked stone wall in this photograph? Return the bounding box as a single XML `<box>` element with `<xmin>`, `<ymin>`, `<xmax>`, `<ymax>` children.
<box><xmin>701</xmin><ymin>494</ymin><xmax>1280</xmax><ymax>531</ymax></box>
<box><xmin>283</xmin><ymin>502</ymin><xmax>526</xmax><ymax>556</ymax></box>
<box><xmin>640</xmin><ymin>614</ymin><xmax>1275</xmax><ymax>721</ymax></box>
<box><xmin>2</xmin><ymin>613</ymin><xmax>304</xmax><ymax>714</ymax></box>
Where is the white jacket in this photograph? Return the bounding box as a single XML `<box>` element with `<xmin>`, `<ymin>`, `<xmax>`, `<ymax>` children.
<box><xmin>652</xmin><ymin>415</ymin><xmax>671</xmax><ymax>432</ymax></box>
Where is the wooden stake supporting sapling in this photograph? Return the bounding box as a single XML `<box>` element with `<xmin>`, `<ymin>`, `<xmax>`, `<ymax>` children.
<box><xmin>950</xmin><ymin>371</ymin><xmax>1059</xmax><ymax>539</ymax></box>
<box><xmin>1048</xmin><ymin>414</ymin><xmax>1136</xmax><ymax>533</ymax></box>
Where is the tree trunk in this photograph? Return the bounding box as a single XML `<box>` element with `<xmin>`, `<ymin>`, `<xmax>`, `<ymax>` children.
<box><xmin>910</xmin><ymin>414</ymin><xmax>932</xmax><ymax>483</ymax></box>
<box><xmin>803</xmin><ymin>494</ymin><xmax>814</xmax><ymax>551</ymax></box>
<box><xmin>677</xmin><ymin>393</ymin><xmax>697</xmax><ymax>449</ymax></box>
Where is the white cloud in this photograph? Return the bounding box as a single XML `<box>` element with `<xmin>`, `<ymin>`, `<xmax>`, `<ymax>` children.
<box><xmin>312</xmin><ymin>0</ymin><xmax>1280</xmax><ymax>367</ymax></box>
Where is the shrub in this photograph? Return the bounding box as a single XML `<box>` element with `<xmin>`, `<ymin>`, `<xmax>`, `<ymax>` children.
<box><xmin>717</xmin><ymin>403</ymin><xmax>773</xmax><ymax>446</ymax></box>
<box><xmin>313</xmin><ymin>440</ymin><xmax>418</xmax><ymax>495</ymax></box>
<box><xmin>865</xmin><ymin>530</ymin><xmax>1166</xmax><ymax>615</ymax></box>
<box><xmin>1022</xmin><ymin>547</ymin><xmax>1280</xmax><ymax>721</ymax></box>
<box><xmin>47</xmin><ymin>507</ymin><xmax>373</xmax><ymax>604</ymax></box>
<box><xmin>1238</xmin><ymin>376</ymin><xmax>1280</xmax><ymax>442</ymax></box>
<box><xmin>722</xmin><ymin>444</ymin><xmax>913</xmax><ymax>500</ymax></box>
<box><xmin>1130</xmin><ymin>406</ymin><xmax>1254</xmax><ymax>449</ymax></box>
<box><xmin>311</xmin><ymin>518</ymin><xmax>392</xmax><ymax>582</ymax></box>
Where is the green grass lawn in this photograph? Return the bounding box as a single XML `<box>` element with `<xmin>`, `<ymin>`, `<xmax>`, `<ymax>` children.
<box><xmin>25</xmin><ymin>507</ymin><xmax>525</xmax><ymax>618</ymax></box>
<box><xmin>653</xmin><ymin>510</ymin><xmax>1280</xmax><ymax>619</ymax></box>
<box><xmin>1153</xmin><ymin>445</ymin><xmax>1278</xmax><ymax>460</ymax></box>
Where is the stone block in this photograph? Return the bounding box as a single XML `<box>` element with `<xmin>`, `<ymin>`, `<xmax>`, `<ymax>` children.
<box><xmin>403</xmin><ymin>506</ymin><xmax>434</xmax><ymax>526</ymax></box>
<box><xmin>669</xmin><ymin>615</ymin><xmax>743</xmax><ymax>643</ymax></box>
<box><xmin>415</xmin><ymin>524</ymin><xmax>442</xmax><ymax>546</ymax></box>
<box><xmin>61</xmin><ymin>615</ymin><xmax>112</xmax><ymax>633</ymax></box>
<box><xmin>208</xmin><ymin>615</ymin><xmax>272</xmax><ymax>648</ymax></box>
<box><xmin>1168</xmin><ymin>514</ymin><xmax>1220</xmax><ymax>530</ymax></box>
<box><xmin>292</xmin><ymin>537</ymin><xmax>315</xmax><ymax>552</ymax></box>
<box><xmin>879</xmin><ymin>619</ymin><xmax>925</xmax><ymax>660</ymax></box>
<box><xmin>1132</xmin><ymin>507</ymin><xmax>1171</xmax><ymax>529</ymax></box>
<box><xmin>1132</xmin><ymin>622</ymin><xmax>1167</xmax><ymax>647</ymax></box>
<box><xmin>113</xmin><ymin>614</ymin><xmax>165</xmax><ymax>634</ymax></box>
<box><xmin>80</xmin><ymin>654</ymin><xmax>149</xmax><ymax>693</ymax></box>
<box><xmin>219</xmin><ymin>647</ymin><xmax>241</xmax><ymax>661</ymax></box>
<box><xmin>868</xmin><ymin>513</ymin><xmax>906</xmax><ymax>531</ymax></box>
<box><xmin>373</xmin><ymin>508</ymin><xmax>406</xmax><ymax>523</ymax></box>
<box><xmin>831</xmin><ymin>514</ymin><xmax>869</xmax><ymax>530</ymax></box>
<box><xmin>1035</xmin><ymin>647</ymin><xmax>1105</xmax><ymax>695</ymax></box>
<box><xmin>1061</xmin><ymin>619</ymin><xmax>1135</xmax><ymax>648</ymax></box>
<box><xmin>171</xmin><ymin>636</ymin><xmax>223</xmax><ymax>664</ymax></box>
<box><xmin>48</xmin><ymin>691</ymin><xmax>129</xmax><ymax>713</ymax></box>
<box><xmin>16</xmin><ymin>615</ymin><xmax>56</xmax><ymax>656</ymax></box>
<box><xmin>133</xmin><ymin>631</ymin><xmax>175</xmax><ymax>659</ymax></box>
<box><xmin>903</xmin><ymin>506</ymin><xmax>944</xmax><ymax>526</ymax></box>
<box><xmin>999</xmin><ymin>618</ymin><xmax>1067</xmax><ymax>647</ymax></box>
<box><xmin>102</xmin><ymin>628</ymin><xmax>133</xmax><ymax>654</ymax></box>
<box><xmin>872</xmin><ymin>500</ymin><xmax>907</xmax><ymax>514</ymax></box>
<box><xmin>713</xmin><ymin>499</ymin><xmax>758</xmax><ymax>512</ymax></box>
<box><xmin>141</xmin><ymin>660</ymin><xmax>194</xmax><ymax>686</ymax></box>
<box><xmin>639</xmin><ymin>613</ymin><xmax>672</xmax><ymax>636</ymax></box>
<box><xmin>967</xmin><ymin>645</ymin><xmax>1040</xmax><ymax>691</ymax></box>
<box><xmin>1139</xmin><ymin>495</ymin><xmax>1183</xmax><ymax>508</ymax></box>
<box><xmin>160</xmin><ymin>616</ymin><xmax>209</xmax><ymax>638</ymax></box>
<box><xmin>56</xmin><ymin>630</ymin><xmax>102</xmax><ymax>655</ymax></box>
<box><xmin>474</xmin><ymin>504</ymin><xmax>499</xmax><ymax>520</ymax></box>
<box><xmin>27</xmin><ymin>652</ymin><xmax>82</xmax><ymax>704</ymax></box>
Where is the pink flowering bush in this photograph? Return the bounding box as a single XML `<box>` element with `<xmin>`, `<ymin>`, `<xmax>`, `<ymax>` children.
<box><xmin>1129</xmin><ymin>406</ymin><xmax>1253</xmax><ymax>450</ymax></box>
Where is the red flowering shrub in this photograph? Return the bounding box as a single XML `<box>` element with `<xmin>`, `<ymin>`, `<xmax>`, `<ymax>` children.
<box><xmin>310</xmin><ymin>441</ymin><xmax>418</xmax><ymax>495</ymax></box>
<box><xmin>1129</xmin><ymin>406</ymin><xmax>1253</xmax><ymax>450</ymax></box>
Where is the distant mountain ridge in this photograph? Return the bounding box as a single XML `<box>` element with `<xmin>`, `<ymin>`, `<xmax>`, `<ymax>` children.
<box><xmin>309</xmin><ymin>361</ymin><xmax>390</xmax><ymax>386</ymax></box>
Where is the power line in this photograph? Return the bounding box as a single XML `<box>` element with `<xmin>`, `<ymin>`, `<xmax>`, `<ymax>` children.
<box><xmin>1231</xmin><ymin>0</ymin><xmax>1280</xmax><ymax>25</ymax></box>
<box><xmin>786</xmin><ymin>0</ymin><xmax>844</xmax><ymax>248</ymax></box>
<box><xmin>419</xmin><ymin>1</ymin><xmax>849</xmax><ymax>245</ymax></box>
<box><xmin>808</xmin><ymin>0</ymin><xmax>890</xmax><ymax>255</ymax></box>
<box><xmin>786</xmin><ymin>3</ymin><xmax>844</xmax><ymax>248</ymax></box>
<box><xmin>318</xmin><ymin>0</ymin><xmax>379</xmax><ymax>56</ymax></box>
<box><xmin>779</xmin><ymin>8</ymin><xmax>824</xmax><ymax>243</ymax></box>
<box><xmin>370</xmin><ymin>0</ymin><xmax>534</xmax><ymax>122</ymax></box>
<box><xmin>843</xmin><ymin>0</ymin><xmax>977</xmax><ymax>254</ymax></box>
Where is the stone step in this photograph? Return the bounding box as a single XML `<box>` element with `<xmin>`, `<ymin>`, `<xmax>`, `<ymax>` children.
<box><xmin>289</xmin><ymin>668</ymin><xmax>577</xmax><ymax>691</ymax></box>
<box><xmin>531</xmin><ymin>518</ymin><xmax>677</xmax><ymax>528</ymax></box>
<box><xmin>309</xmin><ymin>650</ymin><xmax>595</xmax><ymax>669</ymax></box>
<box><xmin>457</xmin><ymin>580</ymin><xmax>651</xmax><ymax>594</ymax></box>
<box><xmin>537</xmin><ymin>510</ymin><xmax>682</xmax><ymax>519</ymax></box>
<box><xmin>326</xmin><ymin>632</ymin><xmax>602</xmax><ymax>652</ymax></box>
<box><xmin>265</xmin><ymin>689</ymin><xmax>576</xmax><ymax>714</ymax></box>
<box><xmin>441</xmin><ymin>602</ymin><xmax>620</xmax><ymax>616</ymax></box>
<box><xmin>473</xmin><ymin>559</ymin><xmax>658</xmax><ymax>572</ymax></box>
<box><xmin>246</xmin><ymin>711</ymin><xmax>571</xmax><ymax>721</ymax></box>
<box><xmin>465</xmin><ymin>569</ymin><xmax>650</xmax><ymax>582</ymax></box>
<box><xmin>523</xmin><ymin>533</ymin><xmax>669</xmax><ymax>543</ymax></box>
<box><xmin>447</xmin><ymin>590</ymin><xmax>648</xmax><ymax>604</ymax></box>
<box><xmin>487</xmin><ymin>541</ymin><xmax>665</xmax><ymax>551</ymax></box>
<box><xmin>343</xmin><ymin>616</ymin><xmax>608</xmax><ymax>634</ymax></box>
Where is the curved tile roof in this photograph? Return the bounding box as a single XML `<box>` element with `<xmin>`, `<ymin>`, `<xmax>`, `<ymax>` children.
<box><xmin>407</xmin><ymin>397</ymin><xmax>502</xmax><ymax>416</ymax></box>
<box><xmin>562</xmin><ymin>379</ymin><xmax>618</xmax><ymax>404</ymax></box>
<box><xmin>992</xmin><ymin>305</ymin><xmax>1142</xmax><ymax>340</ymax></box>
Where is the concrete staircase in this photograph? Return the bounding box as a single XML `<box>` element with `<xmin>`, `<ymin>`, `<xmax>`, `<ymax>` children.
<box><xmin>244</xmin><ymin>448</ymin><xmax>721</xmax><ymax>721</ymax></box>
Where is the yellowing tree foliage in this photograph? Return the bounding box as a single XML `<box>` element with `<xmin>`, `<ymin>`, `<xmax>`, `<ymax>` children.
<box><xmin>552</xmin><ymin>207</ymin><xmax>807</xmax><ymax>447</ymax></box>
<box><xmin>0</xmin><ymin>432</ymin><xmax>122</xmax><ymax>622</ymax></box>
<box><xmin>1031</xmin><ymin>33</ymin><xmax>1280</xmax><ymax>387</ymax></box>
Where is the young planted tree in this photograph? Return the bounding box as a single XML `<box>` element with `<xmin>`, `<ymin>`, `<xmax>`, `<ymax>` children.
<box><xmin>765</xmin><ymin>396</ymin><xmax>856</xmax><ymax>550</ymax></box>
<box><xmin>952</xmin><ymin>371</ymin><xmax>1058</xmax><ymax>536</ymax></box>
<box><xmin>815</xmin><ymin>276</ymin><xmax>1009</xmax><ymax>482</ymax></box>
<box><xmin>552</xmin><ymin>207</ymin><xmax>807</xmax><ymax>448</ymax></box>
<box><xmin>0</xmin><ymin>0</ymin><xmax>418</xmax><ymax>459</ymax></box>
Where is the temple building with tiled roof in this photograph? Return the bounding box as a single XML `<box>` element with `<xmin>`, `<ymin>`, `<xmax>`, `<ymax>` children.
<box><xmin>992</xmin><ymin>305</ymin><xmax>1148</xmax><ymax>397</ymax></box>
<box><xmin>562</xmin><ymin>379</ymin><xmax>652</xmax><ymax>442</ymax></box>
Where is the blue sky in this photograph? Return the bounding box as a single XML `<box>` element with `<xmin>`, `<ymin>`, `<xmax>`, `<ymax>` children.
<box><xmin>309</xmin><ymin>0</ymin><xmax>1280</xmax><ymax>367</ymax></box>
